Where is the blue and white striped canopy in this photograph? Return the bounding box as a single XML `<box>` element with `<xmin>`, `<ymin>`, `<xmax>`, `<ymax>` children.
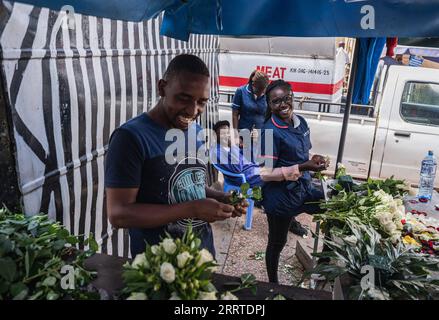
<box><xmin>9</xmin><ymin>0</ymin><xmax>439</xmax><ymax>40</ymax></box>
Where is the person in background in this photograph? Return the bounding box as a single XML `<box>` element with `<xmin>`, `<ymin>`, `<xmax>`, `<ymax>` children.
<box><xmin>105</xmin><ymin>54</ymin><xmax>247</xmax><ymax>258</ymax></box>
<box><xmin>232</xmin><ymin>70</ymin><xmax>270</xmax><ymax>132</ymax></box>
<box><xmin>211</xmin><ymin>120</ymin><xmax>263</xmax><ymax>188</ymax></box>
<box><xmin>258</xmin><ymin>79</ymin><xmax>329</xmax><ymax>283</ymax></box>
<box><xmin>210</xmin><ymin>120</ymin><xmax>319</xmax><ymax>236</ymax></box>
<box><xmin>232</xmin><ymin>70</ymin><xmax>270</xmax><ymax>152</ymax></box>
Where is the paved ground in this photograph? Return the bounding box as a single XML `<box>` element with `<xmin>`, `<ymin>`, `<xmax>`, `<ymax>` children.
<box><xmin>212</xmin><ymin>206</ymin><xmax>320</xmax><ymax>286</ymax></box>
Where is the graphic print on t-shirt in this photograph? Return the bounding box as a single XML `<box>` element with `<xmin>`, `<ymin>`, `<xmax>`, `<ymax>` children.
<box><xmin>168</xmin><ymin>157</ymin><xmax>207</xmax><ymax>228</ymax></box>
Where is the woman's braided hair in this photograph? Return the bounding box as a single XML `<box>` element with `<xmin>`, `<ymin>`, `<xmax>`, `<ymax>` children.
<box><xmin>264</xmin><ymin>79</ymin><xmax>292</xmax><ymax>121</ymax></box>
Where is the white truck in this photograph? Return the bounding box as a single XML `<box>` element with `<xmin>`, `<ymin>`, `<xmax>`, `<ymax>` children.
<box><xmin>219</xmin><ymin>45</ymin><xmax>439</xmax><ymax>187</ymax></box>
<box><xmin>218</xmin><ymin>37</ymin><xmax>347</xmax><ymax>112</ymax></box>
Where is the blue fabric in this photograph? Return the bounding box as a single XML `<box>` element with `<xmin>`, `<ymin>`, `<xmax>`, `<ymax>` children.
<box><xmin>232</xmin><ymin>85</ymin><xmax>267</xmax><ymax>130</ymax></box>
<box><xmin>258</xmin><ymin>114</ymin><xmax>322</xmax><ymax>217</ymax></box>
<box><xmin>105</xmin><ymin>113</ymin><xmax>213</xmax><ymax>257</ymax></box>
<box><xmin>352</xmin><ymin>38</ymin><xmax>386</xmax><ymax>105</ymax></box>
<box><xmin>11</xmin><ymin>1</ymin><xmax>439</xmax><ymax>40</ymax></box>
<box><xmin>211</xmin><ymin>144</ymin><xmax>263</xmax><ymax>187</ymax></box>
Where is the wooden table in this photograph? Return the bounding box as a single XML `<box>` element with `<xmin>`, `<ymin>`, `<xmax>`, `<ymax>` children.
<box><xmin>83</xmin><ymin>253</ymin><xmax>332</xmax><ymax>300</ymax></box>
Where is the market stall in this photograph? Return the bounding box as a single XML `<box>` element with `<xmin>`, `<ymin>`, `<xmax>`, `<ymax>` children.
<box><xmin>2</xmin><ymin>0</ymin><xmax>439</xmax><ymax>301</ymax></box>
<box><xmin>83</xmin><ymin>253</ymin><xmax>331</xmax><ymax>300</ymax></box>
<box><xmin>306</xmin><ymin>174</ymin><xmax>439</xmax><ymax>300</ymax></box>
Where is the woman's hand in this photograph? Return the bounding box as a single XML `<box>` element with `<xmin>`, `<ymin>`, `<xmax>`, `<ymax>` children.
<box><xmin>300</xmin><ymin>155</ymin><xmax>329</xmax><ymax>172</ymax></box>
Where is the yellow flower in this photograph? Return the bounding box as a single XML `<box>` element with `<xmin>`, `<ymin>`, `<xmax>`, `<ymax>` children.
<box><xmin>402</xmin><ymin>235</ymin><xmax>421</xmax><ymax>247</ymax></box>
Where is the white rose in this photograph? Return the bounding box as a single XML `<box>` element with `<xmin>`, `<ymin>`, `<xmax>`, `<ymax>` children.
<box><xmin>197</xmin><ymin>249</ymin><xmax>214</xmax><ymax>267</ymax></box>
<box><xmin>151</xmin><ymin>245</ymin><xmax>159</xmax><ymax>255</ymax></box>
<box><xmin>132</xmin><ymin>253</ymin><xmax>148</xmax><ymax>269</ymax></box>
<box><xmin>169</xmin><ymin>292</ymin><xmax>181</xmax><ymax>300</ymax></box>
<box><xmin>220</xmin><ymin>291</ymin><xmax>238</xmax><ymax>300</ymax></box>
<box><xmin>376</xmin><ymin>213</ymin><xmax>391</xmax><ymax>226</ymax></box>
<box><xmin>127</xmin><ymin>292</ymin><xmax>148</xmax><ymax>300</ymax></box>
<box><xmin>395</xmin><ymin>220</ymin><xmax>403</xmax><ymax>230</ymax></box>
<box><xmin>198</xmin><ymin>291</ymin><xmax>218</xmax><ymax>300</ymax></box>
<box><xmin>390</xmin><ymin>233</ymin><xmax>401</xmax><ymax>244</ymax></box>
<box><xmin>208</xmin><ymin>265</ymin><xmax>219</xmax><ymax>273</ymax></box>
<box><xmin>160</xmin><ymin>262</ymin><xmax>176</xmax><ymax>283</ymax></box>
<box><xmin>343</xmin><ymin>235</ymin><xmax>358</xmax><ymax>246</ymax></box>
<box><xmin>177</xmin><ymin>251</ymin><xmax>193</xmax><ymax>268</ymax></box>
<box><xmin>384</xmin><ymin>221</ymin><xmax>397</xmax><ymax>234</ymax></box>
<box><xmin>162</xmin><ymin>238</ymin><xmax>177</xmax><ymax>255</ymax></box>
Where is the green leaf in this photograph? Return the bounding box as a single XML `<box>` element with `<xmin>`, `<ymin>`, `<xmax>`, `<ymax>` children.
<box><xmin>10</xmin><ymin>283</ymin><xmax>28</xmax><ymax>300</ymax></box>
<box><xmin>0</xmin><ymin>227</ymin><xmax>15</xmax><ymax>235</ymax></box>
<box><xmin>87</xmin><ymin>233</ymin><xmax>99</xmax><ymax>252</ymax></box>
<box><xmin>66</xmin><ymin>235</ymin><xmax>79</xmax><ymax>245</ymax></box>
<box><xmin>56</xmin><ymin>228</ymin><xmax>70</xmax><ymax>239</ymax></box>
<box><xmin>46</xmin><ymin>291</ymin><xmax>60</xmax><ymax>300</ymax></box>
<box><xmin>240</xmin><ymin>183</ymin><xmax>250</xmax><ymax>196</ymax></box>
<box><xmin>0</xmin><ymin>236</ymin><xmax>13</xmax><ymax>255</ymax></box>
<box><xmin>251</xmin><ymin>187</ymin><xmax>262</xmax><ymax>201</ymax></box>
<box><xmin>27</xmin><ymin>219</ymin><xmax>39</xmax><ymax>231</ymax></box>
<box><xmin>0</xmin><ymin>257</ymin><xmax>17</xmax><ymax>282</ymax></box>
<box><xmin>42</xmin><ymin>276</ymin><xmax>57</xmax><ymax>287</ymax></box>
<box><xmin>53</xmin><ymin>239</ymin><xmax>66</xmax><ymax>251</ymax></box>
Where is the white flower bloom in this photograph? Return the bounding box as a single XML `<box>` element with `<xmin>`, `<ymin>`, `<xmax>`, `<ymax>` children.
<box><xmin>343</xmin><ymin>235</ymin><xmax>358</xmax><ymax>246</ymax></box>
<box><xmin>220</xmin><ymin>291</ymin><xmax>238</xmax><ymax>300</ymax></box>
<box><xmin>376</xmin><ymin>212</ymin><xmax>392</xmax><ymax>226</ymax></box>
<box><xmin>151</xmin><ymin>245</ymin><xmax>159</xmax><ymax>255</ymax></box>
<box><xmin>177</xmin><ymin>251</ymin><xmax>193</xmax><ymax>268</ymax></box>
<box><xmin>160</xmin><ymin>262</ymin><xmax>176</xmax><ymax>283</ymax></box>
<box><xmin>169</xmin><ymin>292</ymin><xmax>181</xmax><ymax>300</ymax></box>
<box><xmin>162</xmin><ymin>238</ymin><xmax>177</xmax><ymax>254</ymax></box>
<box><xmin>197</xmin><ymin>249</ymin><xmax>214</xmax><ymax>267</ymax></box>
<box><xmin>390</xmin><ymin>233</ymin><xmax>401</xmax><ymax>244</ymax></box>
<box><xmin>127</xmin><ymin>292</ymin><xmax>148</xmax><ymax>300</ymax></box>
<box><xmin>384</xmin><ymin>221</ymin><xmax>397</xmax><ymax>234</ymax></box>
<box><xmin>198</xmin><ymin>291</ymin><xmax>218</xmax><ymax>300</ymax></box>
<box><xmin>131</xmin><ymin>253</ymin><xmax>148</xmax><ymax>269</ymax></box>
<box><xmin>395</xmin><ymin>220</ymin><xmax>403</xmax><ymax>230</ymax></box>
<box><xmin>208</xmin><ymin>265</ymin><xmax>219</xmax><ymax>273</ymax></box>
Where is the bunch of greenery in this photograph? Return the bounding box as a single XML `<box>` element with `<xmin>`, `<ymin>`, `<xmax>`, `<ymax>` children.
<box><xmin>0</xmin><ymin>208</ymin><xmax>98</xmax><ymax>300</ymax></box>
<box><xmin>122</xmin><ymin>225</ymin><xmax>257</xmax><ymax>300</ymax></box>
<box><xmin>306</xmin><ymin>220</ymin><xmax>439</xmax><ymax>300</ymax></box>
<box><xmin>229</xmin><ymin>183</ymin><xmax>262</xmax><ymax>205</ymax></box>
<box><xmin>352</xmin><ymin>177</ymin><xmax>408</xmax><ymax>197</ymax></box>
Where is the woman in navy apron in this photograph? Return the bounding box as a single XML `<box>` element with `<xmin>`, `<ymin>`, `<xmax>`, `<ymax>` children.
<box><xmin>258</xmin><ymin>80</ymin><xmax>329</xmax><ymax>283</ymax></box>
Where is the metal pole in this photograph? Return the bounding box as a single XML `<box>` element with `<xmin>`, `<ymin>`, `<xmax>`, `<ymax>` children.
<box><xmin>335</xmin><ymin>39</ymin><xmax>360</xmax><ymax>175</ymax></box>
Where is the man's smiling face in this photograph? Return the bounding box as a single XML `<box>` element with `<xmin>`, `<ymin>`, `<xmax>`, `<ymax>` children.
<box><xmin>158</xmin><ymin>71</ymin><xmax>210</xmax><ymax>130</ymax></box>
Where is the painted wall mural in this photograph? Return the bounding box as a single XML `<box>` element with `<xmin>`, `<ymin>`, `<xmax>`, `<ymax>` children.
<box><xmin>0</xmin><ymin>1</ymin><xmax>220</xmax><ymax>257</ymax></box>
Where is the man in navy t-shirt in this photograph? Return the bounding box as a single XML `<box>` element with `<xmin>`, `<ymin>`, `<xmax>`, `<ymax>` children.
<box><xmin>105</xmin><ymin>54</ymin><xmax>247</xmax><ymax>257</ymax></box>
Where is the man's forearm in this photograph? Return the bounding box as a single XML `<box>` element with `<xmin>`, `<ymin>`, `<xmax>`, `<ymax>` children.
<box><xmin>108</xmin><ymin>201</ymin><xmax>196</xmax><ymax>229</ymax></box>
<box><xmin>205</xmin><ymin>186</ymin><xmax>227</xmax><ymax>203</ymax></box>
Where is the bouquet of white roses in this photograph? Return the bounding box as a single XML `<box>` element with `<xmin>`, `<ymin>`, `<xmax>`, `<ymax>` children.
<box><xmin>122</xmin><ymin>225</ymin><xmax>238</xmax><ymax>300</ymax></box>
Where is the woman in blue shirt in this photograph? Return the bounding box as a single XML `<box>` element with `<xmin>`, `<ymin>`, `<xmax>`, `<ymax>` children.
<box><xmin>232</xmin><ymin>70</ymin><xmax>269</xmax><ymax>132</ymax></box>
<box><xmin>258</xmin><ymin>79</ymin><xmax>329</xmax><ymax>283</ymax></box>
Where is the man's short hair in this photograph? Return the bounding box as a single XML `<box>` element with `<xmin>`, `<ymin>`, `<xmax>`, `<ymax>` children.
<box><xmin>163</xmin><ymin>54</ymin><xmax>210</xmax><ymax>80</ymax></box>
<box><xmin>213</xmin><ymin>120</ymin><xmax>230</xmax><ymax>132</ymax></box>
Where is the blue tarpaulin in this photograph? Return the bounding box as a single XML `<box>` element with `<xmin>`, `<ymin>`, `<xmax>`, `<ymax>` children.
<box><xmin>9</xmin><ymin>0</ymin><xmax>439</xmax><ymax>41</ymax></box>
<box><xmin>353</xmin><ymin>38</ymin><xmax>386</xmax><ymax>105</ymax></box>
